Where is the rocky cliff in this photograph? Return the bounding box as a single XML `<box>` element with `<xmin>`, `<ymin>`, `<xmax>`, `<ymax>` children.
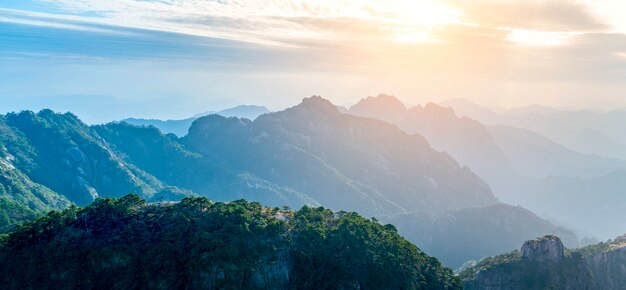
<box><xmin>461</xmin><ymin>235</ymin><xmax>594</xmax><ymax>290</ymax></box>
<box><xmin>580</xmin><ymin>234</ymin><xmax>626</xmax><ymax>290</ymax></box>
<box><xmin>520</xmin><ymin>235</ymin><xmax>565</xmax><ymax>263</ymax></box>
<box><xmin>462</xmin><ymin>234</ymin><xmax>626</xmax><ymax>290</ymax></box>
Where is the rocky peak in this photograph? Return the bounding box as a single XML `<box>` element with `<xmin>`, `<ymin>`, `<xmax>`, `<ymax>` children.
<box><xmin>521</xmin><ymin>235</ymin><xmax>565</xmax><ymax>262</ymax></box>
<box><xmin>299</xmin><ymin>95</ymin><xmax>339</xmax><ymax>113</ymax></box>
<box><xmin>420</xmin><ymin>103</ymin><xmax>458</xmax><ymax>118</ymax></box>
<box><xmin>348</xmin><ymin>93</ymin><xmax>407</xmax><ymax>123</ymax></box>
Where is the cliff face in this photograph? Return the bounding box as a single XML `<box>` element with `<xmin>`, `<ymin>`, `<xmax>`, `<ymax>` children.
<box><xmin>463</xmin><ymin>234</ymin><xmax>626</xmax><ymax>290</ymax></box>
<box><xmin>521</xmin><ymin>235</ymin><xmax>565</xmax><ymax>263</ymax></box>
<box><xmin>584</xmin><ymin>235</ymin><xmax>626</xmax><ymax>290</ymax></box>
<box><xmin>462</xmin><ymin>236</ymin><xmax>594</xmax><ymax>290</ymax></box>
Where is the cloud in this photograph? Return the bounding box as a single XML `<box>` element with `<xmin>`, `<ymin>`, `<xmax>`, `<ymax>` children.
<box><xmin>450</xmin><ymin>0</ymin><xmax>609</xmax><ymax>32</ymax></box>
<box><xmin>4</xmin><ymin>0</ymin><xmax>626</xmax><ymax>112</ymax></box>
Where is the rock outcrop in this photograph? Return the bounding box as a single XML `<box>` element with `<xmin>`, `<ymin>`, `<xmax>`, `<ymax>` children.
<box><xmin>463</xmin><ymin>234</ymin><xmax>626</xmax><ymax>290</ymax></box>
<box><xmin>521</xmin><ymin>235</ymin><xmax>565</xmax><ymax>262</ymax></box>
<box><xmin>462</xmin><ymin>235</ymin><xmax>594</xmax><ymax>290</ymax></box>
<box><xmin>583</xmin><ymin>234</ymin><xmax>626</xmax><ymax>290</ymax></box>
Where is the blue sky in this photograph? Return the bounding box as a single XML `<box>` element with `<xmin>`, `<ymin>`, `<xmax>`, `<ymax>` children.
<box><xmin>3</xmin><ymin>1</ymin><xmax>626</xmax><ymax>123</ymax></box>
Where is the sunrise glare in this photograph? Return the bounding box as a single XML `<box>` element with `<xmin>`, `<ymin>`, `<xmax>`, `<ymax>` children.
<box><xmin>2</xmin><ymin>1</ymin><xmax>626</xmax><ymax>289</ymax></box>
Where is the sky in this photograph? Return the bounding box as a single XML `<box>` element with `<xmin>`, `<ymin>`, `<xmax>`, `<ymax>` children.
<box><xmin>2</xmin><ymin>0</ymin><xmax>626</xmax><ymax>123</ymax></box>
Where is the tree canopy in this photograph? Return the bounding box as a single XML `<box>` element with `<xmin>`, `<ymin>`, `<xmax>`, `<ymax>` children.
<box><xmin>0</xmin><ymin>194</ymin><xmax>460</xmax><ymax>290</ymax></box>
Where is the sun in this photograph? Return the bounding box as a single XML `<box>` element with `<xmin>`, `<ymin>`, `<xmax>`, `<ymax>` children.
<box><xmin>385</xmin><ymin>0</ymin><xmax>460</xmax><ymax>27</ymax></box>
<box><xmin>364</xmin><ymin>0</ymin><xmax>460</xmax><ymax>43</ymax></box>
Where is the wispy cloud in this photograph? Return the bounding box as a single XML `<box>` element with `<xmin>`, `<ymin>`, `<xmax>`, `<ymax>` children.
<box><xmin>3</xmin><ymin>0</ymin><xmax>626</xmax><ymax>112</ymax></box>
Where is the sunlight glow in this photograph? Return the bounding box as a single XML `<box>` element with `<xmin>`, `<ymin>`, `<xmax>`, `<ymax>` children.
<box><xmin>393</xmin><ymin>31</ymin><xmax>435</xmax><ymax>43</ymax></box>
<box><xmin>506</xmin><ymin>29</ymin><xmax>575</xmax><ymax>47</ymax></box>
<box><xmin>369</xmin><ymin>0</ymin><xmax>460</xmax><ymax>43</ymax></box>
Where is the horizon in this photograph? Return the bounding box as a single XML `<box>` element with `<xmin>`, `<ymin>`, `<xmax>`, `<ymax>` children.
<box><xmin>3</xmin><ymin>0</ymin><xmax>626</xmax><ymax>121</ymax></box>
<box><xmin>4</xmin><ymin>2</ymin><xmax>626</xmax><ymax>287</ymax></box>
<box><xmin>1</xmin><ymin>93</ymin><xmax>622</xmax><ymax>125</ymax></box>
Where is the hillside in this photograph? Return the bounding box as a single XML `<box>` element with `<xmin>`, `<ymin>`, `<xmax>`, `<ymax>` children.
<box><xmin>2</xmin><ymin>110</ymin><xmax>164</xmax><ymax>205</ymax></box>
<box><xmin>461</xmin><ymin>234</ymin><xmax>626</xmax><ymax>289</ymax></box>
<box><xmin>349</xmin><ymin>94</ymin><xmax>517</xmax><ymax>193</ymax></box>
<box><xmin>183</xmin><ymin>96</ymin><xmax>497</xmax><ymax>216</ymax></box>
<box><xmin>94</xmin><ymin>122</ymin><xmax>318</xmax><ymax>209</ymax></box>
<box><xmin>0</xmin><ymin>194</ymin><xmax>461</xmax><ymax>290</ymax></box>
<box><xmin>349</xmin><ymin>95</ymin><xmax>626</xmax><ymax>240</ymax></box>
<box><xmin>387</xmin><ymin>204</ymin><xmax>578</xmax><ymax>268</ymax></box>
<box><xmin>0</xmin><ymin>157</ymin><xmax>71</xmax><ymax>232</ymax></box>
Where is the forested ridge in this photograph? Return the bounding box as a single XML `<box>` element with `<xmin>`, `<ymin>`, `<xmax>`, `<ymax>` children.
<box><xmin>0</xmin><ymin>194</ymin><xmax>461</xmax><ymax>290</ymax></box>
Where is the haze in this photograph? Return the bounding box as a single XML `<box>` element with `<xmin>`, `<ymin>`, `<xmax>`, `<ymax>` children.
<box><xmin>2</xmin><ymin>0</ymin><xmax>626</xmax><ymax>122</ymax></box>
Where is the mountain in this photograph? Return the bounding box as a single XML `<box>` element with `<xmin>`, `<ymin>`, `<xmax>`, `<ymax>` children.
<box><xmin>0</xmin><ymin>194</ymin><xmax>462</xmax><ymax>290</ymax></box>
<box><xmin>505</xmin><ymin>104</ymin><xmax>560</xmax><ymax>116</ymax></box>
<box><xmin>1</xmin><ymin>110</ymin><xmax>166</xmax><ymax>205</ymax></box>
<box><xmin>0</xmin><ymin>156</ymin><xmax>71</xmax><ymax>232</ymax></box>
<box><xmin>502</xmin><ymin>171</ymin><xmax>626</xmax><ymax>239</ymax></box>
<box><xmin>121</xmin><ymin>117</ymin><xmax>196</xmax><ymax>138</ymax></box>
<box><xmin>438</xmin><ymin>98</ymin><xmax>501</xmax><ymax>123</ymax></box>
<box><xmin>123</xmin><ymin>105</ymin><xmax>270</xmax><ymax>137</ymax></box>
<box><xmin>461</xmin><ymin>235</ymin><xmax>594</xmax><ymax>290</ymax></box>
<box><xmin>461</xmin><ymin>234</ymin><xmax>626</xmax><ymax>289</ymax></box>
<box><xmin>488</xmin><ymin>125</ymin><xmax>626</xmax><ymax>178</ymax></box>
<box><xmin>0</xmin><ymin>115</ymin><xmax>75</xmax><ymax>231</ymax></box>
<box><xmin>183</xmin><ymin>96</ymin><xmax>497</xmax><ymax>216</ymax></box>
<box><xmin>579</xmin><ymin>234</ymin><xmax>626</xmax><ymax>290</ymax></box>
<box><xmin>349</xmin><ymin>94</ymin><xmax>517</xmax><ymax>193</ymax></box>
<box><xmin>209</xmin><ymin>105</ymin><xmax>270</xmax><ymax>120</ymax></box>
<box><xmin>94</xmin><ymin>122</ymin><xmax>318</xmax><ymax>209</ymax></box>
<box><xmin>387</xmin><ymin>204</ymin><xmax>578</xmax><ymax>268</ymax></box>
<box><xmin>0</xmin><ymin>99</ymin><xmax>585</xmax><ymax>270</ymax></box>
<box><xmin>350</xmin><ymin>95</ymin><xmax>626</xmax><ymax>240</ymax></box>
<box><xmin>441</xmin><ymin>99</ymin><xmax>626</xmax><ymax>160</ymax></box>
<box><xmin>348</xmin><ymin>93</ymin><xmax>409</xmax><ymax>125</ymax></box>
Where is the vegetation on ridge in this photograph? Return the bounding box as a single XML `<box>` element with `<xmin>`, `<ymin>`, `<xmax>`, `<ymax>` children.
<box><xmin>0</xmin><ymin>194</ymin><xmax>461</xmax><ymax>290</ymax></box>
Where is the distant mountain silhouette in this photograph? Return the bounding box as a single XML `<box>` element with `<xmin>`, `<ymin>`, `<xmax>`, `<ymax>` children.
<box><xmin>488</xmin><ymin>125</ymin><xmax>626</xmax><ymax>178</ymax></box>
<box><xmin>123</xmin><ymin>105</ymin><xmax>270</xmax><ymax>136</ymax></box>
<box><xmin>441</xmin><ymin>98</ymin><xmax>626</xmax><ymax>160</ymax></box>
<box><xmin>184</xmin><ymin>96</ymin><xmax>497</xmax><ymax>216</ymax></box>
<box><xmin>349</xmin><ymin>94</ymin><xmax>517</xmax><ymax>189</ymax></box>
<box><xmin>351</xmin><ymin>94</ymin><xmax>626</xmax><ymax>240</ymax></box>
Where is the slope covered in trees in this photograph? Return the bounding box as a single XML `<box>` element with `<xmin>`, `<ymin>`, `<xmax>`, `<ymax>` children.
<box><xmin>1</xmin><ymin>110</ymin><xmax>164</xmax><ymax>205</ymax></box>
<box><xmin>461</xmin><ymin>234</ymin><xmax>626</xmax><ymax>289</ymax></box>
<box><xmin>0</xmin><ymin>194</ymin><xmax>461</xmax><ymax>290</ymax></box>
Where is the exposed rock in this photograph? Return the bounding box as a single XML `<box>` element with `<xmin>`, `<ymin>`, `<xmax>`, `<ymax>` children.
<box><xmin>584</xmin><ymin>234</ymin><xmax>626</xmax><ymax>290</ymax></box>
<box><xmin>521</xmin><ymin>235</ymin><xmax>564</xmax><ymax>262</ymax></box>
<box><xmin>462</xmin><ymin>235</ymin><xmax>594</xmax><ymax>290</ymax></box>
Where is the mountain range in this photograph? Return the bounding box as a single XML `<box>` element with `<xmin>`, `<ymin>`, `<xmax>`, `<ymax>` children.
<box><xmin>122</xmin><ymin>105</ymin><xmax>270</xmax><ymax>136</ymax></box>
<box><xmin>0</xmin><ymin>96</ymin><xmax>581</xmax><ymax>268</ymax></box>
<box><xmin>348</xmin><ymin>94</ymin><xmax>626</xmax><ymax>240</ymax></box>
<box><xmin>441</xmin><ymin>98</ymin><xmax>626</xmax><ymax>161</ymax></box>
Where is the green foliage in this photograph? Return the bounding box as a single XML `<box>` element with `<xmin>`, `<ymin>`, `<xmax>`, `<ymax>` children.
<box><xmin>0</xmin><ymin>195</ymin><xmax>460</xmax><ymax>290</ymax></box>
<box><xmin>0</xmin><ymin>149</ymin><xmax>72</xmax><ymax>232</ymax></box>
<box><xmin>94</xmin><ymin>121</ymin><xmax>319</xmax><ymax>209</ymax></box>
<box><xmin>458</xmin><ymin>250</ymin><xmax>522</xmax><ymax>280</ymax></box>
<box><xmin>460</xmin><ymin>245</ymin><xmax>595</xmax><ymax>289</ymax></box>
<box><xmin>3</xmin><ymin>110</ymin><xmax>161</xmax><ymax>205</ymax></box>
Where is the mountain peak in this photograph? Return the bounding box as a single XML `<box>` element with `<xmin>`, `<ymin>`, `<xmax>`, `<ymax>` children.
<box><xmin>351</xmin><ymin>94</ymin><xmax>406</xmax><ymax>111</ymax></box>
<box><xmin>348</xmin><ymin>93</ymin><xmax>407</xmax><ymax>122</ymax></box>
<box><xmin>521</xmin><ymin>235</ymin><xmax>565</xmax><ymax>262</ymax></box>
<box><xmin>298</xmin><ymin>95</ymin><xmax>339</xmax><ymax>113</ymax></box>
<box><xmin>423</xmin><ymin>102</ymin><xmax>457</xmax><ymax>117</ymax></box>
